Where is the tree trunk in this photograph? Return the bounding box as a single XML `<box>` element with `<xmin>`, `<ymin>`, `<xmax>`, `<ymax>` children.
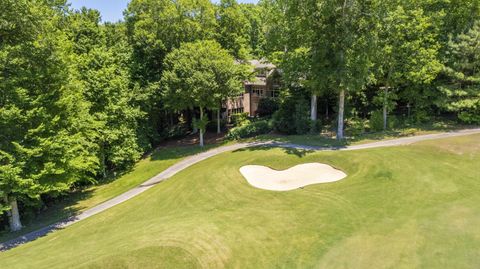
<box><xmin>217</xmin><ymin>107</ymin><xmax>221</xmax><ymax>134</ymax></box>
<box><xmin>337</xmin><ymin>89</ymin><xmax>345</xmax><ymax>140</ymax></box>
<box><xmin>199</xmin><ymin>107</ymin><xmax>204</xmax><ymax>147</ymax></box>
<box><xmin>4</xmin><ymin>196</ymin><xmax>22</xmax><ymax>232</ymax></box>
<box><xmin>383</xmin><ymin>87</ymin><xmax>388</xmax><ymax>131</ymax></box>
<box><xmin>310</xmin><ymin>94</ymin><xmax>318</xmax><ymax>121</ymax></box>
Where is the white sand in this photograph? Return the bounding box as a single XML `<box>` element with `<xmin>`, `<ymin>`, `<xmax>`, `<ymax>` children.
<box><xmin>239</xmin><ymin>163</ymin><xmax>347</xmax><ymax>191</ymax></box>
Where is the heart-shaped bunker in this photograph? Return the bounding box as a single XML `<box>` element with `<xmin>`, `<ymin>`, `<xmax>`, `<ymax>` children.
<box><xmin>239</xmin><ymin>163</ymin><xmax>346</xmax><ymax>191</ymax></box>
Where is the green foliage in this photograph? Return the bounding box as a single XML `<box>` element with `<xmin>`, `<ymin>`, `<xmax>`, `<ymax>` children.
<box><xmin>369</xmin><ymin>111</ymin><xmax>385</xmax><ymax>132</ymax></box>
<box><xmin>294</xmin><ymin>98</ymin><xmax>310</xmax><ymax>135</ymax></box>
<box><xmin>272</xmin><ymin>90</ymin><xmax>311</xmax><ymax>135</ymax></box>
<box><xmin>66</xmin><ymin>9</ymin><xmax>144</xmax><ymax>174</ymax></box>
<box><xmin>230</xmin><ymin>112</ymin><xmax>250</xmax><ymax>127</ymax></box>
<box><xmin>256</xmin><ymin>97</ymin><xmax>279</xmax><ymax>117</ymax></box>
<box><xmin>161</xmin><ymin>40</ymin><xmax>244</xmax><ymax>111</ymax></box>
<box><xmin>309</xmin><ymin>119</ymin><xmax>322</xmax><ymax>134</ymax></box>
<box><xmin>346</xmin><ymin>117</ymin><xmax>367</xmax><ymax>136</ymax></box>
<box><xmin>125</xmin><ymin>0</ymin><xmax>217</xmax><ymax>83</ymax></box>
<box><xmin>439</xmin><ymin>20</ymin><xmax>480</xmax><ymax>124</ymax></box>
<box><xmin>226</xmin><ymin>120</ymin><xmax>272</xmax><ymax>139</ymax></box>
<box><xmin>161</xmin><ymin>40</ymin><xmax>245</xmax><ymax>145</ymax></box>
<box><xmin>0</xmin><ymin>0</ymin><xmax>99</xmax><ymax>227</ymax></box>
<box><xmin>217</xmin><ymin>0</ymin><xmax>251</xmax><ymax>59</ymax></box>
<box><xmin>272</xmin><ymin>93</ymin><xmax>297</xmax><ymax>135</ymax></box>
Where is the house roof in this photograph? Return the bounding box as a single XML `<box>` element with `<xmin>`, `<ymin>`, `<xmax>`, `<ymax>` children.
<box><xmin>248</xmin><ymin>59</ymin><xmax>276</xmax><ymax>70</ymax></box>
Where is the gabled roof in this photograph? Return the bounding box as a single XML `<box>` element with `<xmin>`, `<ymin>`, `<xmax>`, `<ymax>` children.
<box><xmin>248</xmin><ymin>59</ymin><xmax>276</xmax><ymax>70</ymax></box>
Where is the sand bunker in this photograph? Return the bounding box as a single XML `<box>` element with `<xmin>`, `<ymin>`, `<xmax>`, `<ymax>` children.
<box><xmin>239</xmin><ymin>163</ymin><xmax>347</xmax><ymax>191</ymax></box>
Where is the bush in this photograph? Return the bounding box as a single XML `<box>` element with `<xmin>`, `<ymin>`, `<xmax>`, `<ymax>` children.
<box><xmin>369</xmin><ymin>110</ymin><xmax>398</xmax><ymax>131</ymax></box>
<box><xmin>346</xmin><ymin>117</ymin><xmax>367</xmax><ymax>136</ymax></box>
<box><xmin>413</xmin><ymin>110</ymin><xmax>431</xmax><ymax>124</ymax></box>
<box><xmin>226</xmin><ymin>120</ymin><xmax>272</xmax><ymax>140</ymax></box>
<box><xmin>230</xmin><ymin>112</ymin><xmax>250</xmax><ymax>127</ymax></box>
<box><xmin>272</xmin><ymin>91</ymin><xmax>313</xmax><ymax>135</ymax></box>
<box><xmin>161</xmin><ymin>122</ymin><xmax>189</xmax><ymax>138</ymax></box>
<box><xmin>272</xmin><ymin>101</ymin><xmax>296</xmax><ymax>134</ymax></box>
<box><xmin>257</xmin><ymin>97</ymin><xmax>279</xmax><ymax>117</ymax></box>
<box><xmin>369</xmin><ymin>110</ymin><xmax>384</xmax><ymax>131</ymax></box>
<box><xmin>309</xmin><ymin>119</ymin><xmax>322</xmax><ymax>134</ymax></box>
<box><xmin>294</xmin><ymin>98</ymin><xmax>310</xmax><ymax>134</ymax></box>
<box><xmin>458</xmin><ymin>111</ymin><xmax>480</xmax><ymax>124</ymax></box>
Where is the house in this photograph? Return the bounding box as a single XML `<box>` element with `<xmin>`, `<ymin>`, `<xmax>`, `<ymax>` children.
<box><xmin>225</xmin><ymin>59</ymin><xmax>281</xmax><ymax>117</ymax></box>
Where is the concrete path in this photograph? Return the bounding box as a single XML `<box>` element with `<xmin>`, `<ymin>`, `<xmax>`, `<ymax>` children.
<box><xmin>1</xmin><ymin>128</ymin><xmax>479</xmax><ymax>251</ymax></box>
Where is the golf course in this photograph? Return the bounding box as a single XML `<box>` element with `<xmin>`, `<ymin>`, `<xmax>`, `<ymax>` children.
<box><xmin>0</xmin><ymin>133</ymin><xmax>479</xmax><ymax>268</ymax></box>
<box><xmin>3</xmin><ymin>0</ymin><xmax>480</xmax><ymax>268</ymax></box>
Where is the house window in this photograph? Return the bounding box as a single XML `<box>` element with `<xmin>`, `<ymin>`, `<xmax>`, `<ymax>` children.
<box><xmin>252</xmin><ymin>87</ymin><xmax>264</xmax><ymax>96</ymax></box>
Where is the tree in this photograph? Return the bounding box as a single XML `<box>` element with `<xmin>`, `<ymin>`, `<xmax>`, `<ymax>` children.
<box><xmin>375</xmin><ymin>2</ymin><xmax>443</xmax><ymax>130</ymax></box>
<box><xmin>161</xmin><ymin>40</ymin><xmax>245</xmax><ymax>146</ymax></box>
<box><xmin>273</xmin><ymin>47</ymin><xmax>318</xmax><ymax>120</ymax></box>
<box><xmin>217</xmin><ymin>0</ymin><xmax>251</xmax><ymax>59</ymax></box>
<box><xmin>261</xmin><ymin>0</ymin><xmax>319</xmax><ymax>121</ymax></box>
<box><xmin>125</xmin><ymin>0</ymin><xmax>218</xmax><ymax>146</ymax></box>
<box><xmin>66</xmin><ymin>9</ymin><xmax>143</xmax><ymax>177</ymax></box>
<box><xmin>439</xmin><ymin>20</ymin><xmax>480</xmax><ymax>124</ymax></box>
<box><xmin>307</xmin><ymin>0</ymin><xmax>378</xmax><ymax>139</ymax></box>
<box><xmin>0</xmin><ymin>0</ymin><xmax>98</xmax><ymax>231</ymax></box>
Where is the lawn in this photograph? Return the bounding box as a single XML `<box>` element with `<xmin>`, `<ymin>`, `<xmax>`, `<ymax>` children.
<box><xmin>0</xmin><ymin>134</ymin><xmax>479</xmax><ymax>268</ymax></box>
<box><xmin>0</xmin><ymin>144</ymin><xmax>221</xmax><ymax>243</ymax></box>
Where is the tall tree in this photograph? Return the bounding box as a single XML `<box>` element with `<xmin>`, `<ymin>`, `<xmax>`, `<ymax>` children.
<box><xmin>66</xmin><ymin>9</ymin><xmax>143</xmax><ymax>177</ymax></box>
<box><xmin>161</xmin><ymin>40</ymin><xmax>245</xmax><ymax>146</ymax></box>
<box><xmin>217</xmin><ymin>0</ymin><xmax>251</xmax><ymax>59</ymax></box>
<box><xmin>438</xmin><ymin>20</ymin><xmax>480</xmax><ymax>124</ymax></box>
<box><xmin>261</xmin><ymin>0</ymin><xmax>319</xmax><ymax>121</ymax></box>
<box><xmin>308</xmin><ymin>0</ymin><xmax>378</xmax><ymax>139</ymax></box>
<box><xmin>375</xmin><ymin>2</ymin><xmax>442</xmax><ymax>130</ymax></box>
<box><xmin>0</xmin><ymin>0</ymin><xmax>98</xmax><ymax>231</ymax></box>
<box><xmin>125</xmin><ymin>0</ymin><xmax>217</xmax><ymax>146</ymax></box>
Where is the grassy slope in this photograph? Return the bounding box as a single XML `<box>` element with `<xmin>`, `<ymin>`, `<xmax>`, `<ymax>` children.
<box><xmin>0</xmin><ymin>145</ymin><xmax>219</xmax><ymax>243</ymax></box>
<box><xmin>1</xmin><ymin>134</ymin><xmax>480</xmax><ymax>268</ymax></box>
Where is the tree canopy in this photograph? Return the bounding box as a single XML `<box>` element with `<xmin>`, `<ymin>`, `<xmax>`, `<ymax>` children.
<box><xmin>161</xmin><ymin>40</ymin><xmax>246</xmax><ymax>146</ymax></box>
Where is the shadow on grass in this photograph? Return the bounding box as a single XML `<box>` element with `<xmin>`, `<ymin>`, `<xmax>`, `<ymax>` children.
<box><xmin>233</xmin><ymin>145</ymin><xmax>316</xmax><ymax>158</ymax></box>
<box><xmin>254</xmin><ymin>122</ymin><xmax>479</xmax><ymax>148</ymax></box>
<box><xmin>0</xmin><ymin>189</ymin><xmax>94</xmax><ymax>247</ymax></box>
<box><xmin>0</xmin><ymin>142</ymin><xmax>228</xmax><ymax>248</ymax></box>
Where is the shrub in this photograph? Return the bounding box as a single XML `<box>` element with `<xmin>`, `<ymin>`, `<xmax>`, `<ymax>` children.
<box><xmin>226</xmin><ymin>120</ymin><xmax>272</xmax><ymax>140</ymax></box>
<box><xmin>162</xmin><ymin>122</ymin><xmax>189</xmax><ymax>139</ymax></box>
<box><xmin>257</xmin><ymin>97</ymin><xmax>279</xmax><ymax>117</ymax></box>
<box><xmin>369</xmin><ymin>110</ymin><xmax>384</xmax><ymax>131</ymax></box>
<box><xmin>272</xmin><ymin>101</ymin><xmax>296</xmax><ymax>134</ymax></box>
<box><xmin>369</xmin><ymin>110</ymin><xmax>398</xmax><ymax>131</ymax></box>
<box><xmin>346</xmin><ymin>117</ymin><xmax>367</xmax><ymax>136</ymax></box>
<box><xmin>230</xmin><ymin>112</ymin><xmax>250</xmax><ymax>127</ymax></box>
<box><xmin>272</xmin><ymin>92</ymin><xmax>312</xmax><ymax>135</ymax></box>
<box><xmin>309</xmin><ymin>119</ymin><xmax>322</xmax><ymax>134</ymax></box>
<box><xmin>294</xmin><ymin>98</ymin><xmax>310</xmax><ymax>135</ymax></box>
<box><xmin>413</xmin><ymin>110</ymin><xmax>431</xmax><ymax>124</ymax></box>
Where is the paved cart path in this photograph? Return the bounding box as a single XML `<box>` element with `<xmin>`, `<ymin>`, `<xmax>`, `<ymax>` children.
<box><xmin>1</xmin><ymin>128</ymin><xmax>479</xmax><ymax>251</ymax></box>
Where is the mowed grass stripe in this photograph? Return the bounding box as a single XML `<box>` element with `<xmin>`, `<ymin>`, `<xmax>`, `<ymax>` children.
<box><xmin>0</xmin><ymin>135</ymin><xmax>479</xmax><ymax>268</ymax></box>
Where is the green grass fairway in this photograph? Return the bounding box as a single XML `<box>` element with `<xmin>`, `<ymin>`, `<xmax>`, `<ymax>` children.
<box><xmin>0</xmin><ymin>145</ymin><xmax>219</xmax><ymax>243</ymax></box>
<box><xmin>1</xmin><ymin>135</ymin><xmax>479</xmax><ymax>268</ymax></box>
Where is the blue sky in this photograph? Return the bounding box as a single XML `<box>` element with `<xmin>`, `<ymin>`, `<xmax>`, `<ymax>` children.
<box><xmin>69</xmin><ymin>0</ymin><xmax>259</xmax><ymax>23</ymax></box>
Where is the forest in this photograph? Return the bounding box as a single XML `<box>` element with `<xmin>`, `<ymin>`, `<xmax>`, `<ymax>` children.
<box><xmin>0</xmin><ymin>0</ymin><xmax>479</xmax><ymax>233</ymax></box>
